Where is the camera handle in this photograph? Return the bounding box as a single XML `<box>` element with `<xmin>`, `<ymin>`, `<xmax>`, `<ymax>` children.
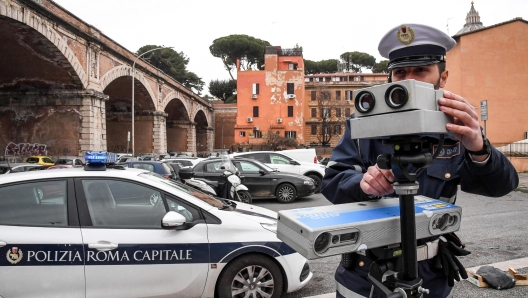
<box><xmin>366</xmin><ymin>136</ymin><xmax>442</xmax><ymax>298</ymax></box>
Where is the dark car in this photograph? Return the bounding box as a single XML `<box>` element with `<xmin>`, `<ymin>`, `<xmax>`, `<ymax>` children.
<box><xmin>192</xmin><ymin>157</ymin><xmax>315</xmax><ymax>203</ymax></box>
<box><xmin>120</xmin><ymin>161</ymin><xmax>177</xmax><ymax>180</ymax></box>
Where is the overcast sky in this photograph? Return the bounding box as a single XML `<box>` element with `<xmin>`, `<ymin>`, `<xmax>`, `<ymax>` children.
<box><xmin>53</xmin><ymin>0</ymin><xmax>528</xmax><ymax>97</ymax></box>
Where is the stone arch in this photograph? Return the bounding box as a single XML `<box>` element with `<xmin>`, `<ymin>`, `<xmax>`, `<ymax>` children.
<box><xmin>191</xmin><ymin>104</ymin><xmax>212</xmax><ymax>127</ymax></box>
<box><xmin>0</xmin><ymin>2</ymin><xmax>88</xmax><ymax>88</ymax></box>
<box><xmin>99</xmin><ymin>65</ymin><xmax>157</xmax><ymax>107</ymax></box>
<box><xmin>162</xmin><ymin>91</ymin><xmax>191</xmax><ymax>119</ymax></box>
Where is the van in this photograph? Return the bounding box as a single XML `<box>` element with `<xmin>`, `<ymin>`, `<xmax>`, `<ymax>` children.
<box><xmin>278</xmin><ymin>148</ymin><xmax>319</xmax><ymax>164</ymax></box>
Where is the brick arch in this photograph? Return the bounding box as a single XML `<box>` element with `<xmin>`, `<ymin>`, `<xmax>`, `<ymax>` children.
<box><xmin>99</xmin><ymin>65</ymin><xmax>157</xmax><ymax>107</ymax></box>
<box><xmin>191</xmin><ymin>105</ymin><xmax>212</xmax><ymax>127</ymax></box>
<box><xmin>0</xmin><ymin>3</ymin><xmax>88</xmax><ymax>88</ymax></box>
<box><xmin>162</xmin><ymin>91</ymin><xmax>191</xmax><ymax>119</ymax></box>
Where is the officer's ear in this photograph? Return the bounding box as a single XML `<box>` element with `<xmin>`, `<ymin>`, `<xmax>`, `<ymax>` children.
<box><xmin>387</xmin><ymin>72</ymin><xmax>392</xmax><ymax>83</ymax></box>
<box><xmin>439</xmin><ymin>70</ymin><xmax>448</xmax><ymax>88</ymax></box>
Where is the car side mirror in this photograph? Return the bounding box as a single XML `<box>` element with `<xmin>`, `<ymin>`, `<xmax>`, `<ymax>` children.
<box><xmin>259</xmin><ymin>169</ymin><xmax>266</xmax><ymax>175</ymax></box>
<box><xmin>161</xmin><ymin>211</ymin><xmax>187</xmax><ymax>229</ymax></box>
<box><xmin>290</xmin><ymin>160</ymin><xmax>300</xmax><ymax>165</ymax></box>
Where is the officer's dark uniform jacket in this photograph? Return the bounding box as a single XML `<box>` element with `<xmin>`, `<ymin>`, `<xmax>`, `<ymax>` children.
<box><xmin>322</xmin><ymin>115</ymin><xmax>519</xmax><ymax>298</ymax></box>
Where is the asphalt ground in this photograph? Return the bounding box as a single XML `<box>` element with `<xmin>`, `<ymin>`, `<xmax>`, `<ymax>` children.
<box><xmin>253</xmin><ymin>172</ymin><xmax>528</xmax><ymax>298</ymax></box>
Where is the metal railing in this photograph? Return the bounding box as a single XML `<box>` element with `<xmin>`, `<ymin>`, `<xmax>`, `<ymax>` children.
<box><xmin>494</xmin><ymin>142</ymin><xmax>528</xmax><ymax>157</ymax></box>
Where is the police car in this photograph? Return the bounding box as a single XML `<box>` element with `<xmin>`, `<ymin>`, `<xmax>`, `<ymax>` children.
<box><xmin>0</xmin><ymin>152</ymin><xmax>312</xmax><ymax>298</ymax></box>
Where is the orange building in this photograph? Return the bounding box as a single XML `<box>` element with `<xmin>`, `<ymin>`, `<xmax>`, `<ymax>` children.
<box><xmin>234</xmin><ymin>46</ymin><xmax>305</xmax><ymax>149</ymax></box>
<box><xmin>447</xmin><ymin>7</ymin><xmax>528</xmax><ymax>145</ymax></box>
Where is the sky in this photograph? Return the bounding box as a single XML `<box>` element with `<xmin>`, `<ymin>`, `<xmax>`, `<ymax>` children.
<box><xmin>52</xmin><ymin>0</ymin><xmax>528</xmax><ymax>97</ymax></box>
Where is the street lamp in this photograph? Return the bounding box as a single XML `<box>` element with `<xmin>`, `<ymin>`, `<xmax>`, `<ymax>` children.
<box><xmin>131</xmin><ymin>46</ymin><xmax>172</xmax><ymax>157</ymax></box>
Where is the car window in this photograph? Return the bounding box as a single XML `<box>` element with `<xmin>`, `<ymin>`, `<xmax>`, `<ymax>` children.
<box><xmin>56</xmin><ymin>159</ymin><xmax>71</xmax><ymax>165</ymax></box>
<box><xmin>161</xmin><ymin>163</ymin><xmax>173</xmax><ymax>175</ymax></box>
<box><xmin>0</xmin><ymin>166</ymin><xmax>9</xmax><ymax>174</ymax></box>
<box><xmin>26</xmin><ymin>157</ymin><xmax>38</xmax><ymax>163</ymax></box>
<box><xmin>205</xmin><ymin>161</ymin><xmax>224</xmax><ymax>173</ymax></box>
<box><xmin>0</xmin><ymin>180</ymin><xmax>68</xmax><ymax>226</ymax></box>
<box><xmin>132</xmin><ymin>163</ymin><xmax>155</xmax><ymax>172</ymax></box>
<box><xmin>75</xmin><ymin>159</ymin><xmax>83</xmax><ymax>166</ymax></box>
<box><xmin>43</xmin><ymin>158</ymin><xmax>53</xmax><ymax>164</ymax></box>
<box><xmin>175</xmin><ymin>160</ymin><xmax>192</xmax><ymax>167</ymax></box>
<box><xmin>269</xmin><ymin>153</ymin><xmax>292</xmax><ymax>164</ymax></box>
<box><xmin>165</xmin><ymin>196</ymin><xmax>202</xmax><ymax>222</ymax></box>
<box><xmin>10</xmin><ymin>167</ymin><xmax>25</xmax><ymax>173</ymax></box>
<box><xmin>82</xmin><ymin>180</ymin><xmax>166</xmax><ymax>228</ymax></box>
<box><xmin>236</xmin><ymin>161</ymin><xmax>261</xmax><ymax>173</ymax></box>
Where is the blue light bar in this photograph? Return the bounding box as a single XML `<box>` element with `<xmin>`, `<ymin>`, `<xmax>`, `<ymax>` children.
<box><xmin>84</xmin><ymin>152</ymin><xmax>118</xmax><ymax>170</ymax></box>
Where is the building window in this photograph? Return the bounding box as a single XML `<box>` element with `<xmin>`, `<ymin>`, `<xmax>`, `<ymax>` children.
<box><xmin>334</xmin><ymin>125</ymin><xmax>342</xmax><ymax>135</ymax></box>
<box><xmin>345</xmin><ymin>107</ymin><xmax>351</xmax><ymax>117</ymax></box>
<box><xmin>253</xmin><ymin>106</ymin><xmax>259</xmax><ymax>117</ymax></box>
<box><xmin>311</xmin><ymin>91</ymin><xmax>316</xmax><ymax>101</ymax></box>
<box><xmin>252</xmin><ymin>83</ymin><xmax>259</xmax><ymax>95</ymax></box>
<box><xmin>288</xmin><ymin>63</ymin><xmax>297</xmax><ymax>70</ymax></box>
<box><xmin>285</xmin><ymin>131</ymin><xmax>296</xmax><ymax>139</ymax></box>
<box><xmin>288</xmin><ymin>106</ymin><xmax>294</xmax><ymax>117</ymax></box>
<box><xmin>255</xmin><ymin>131</ymin><xmax>262</xmax><ymax>138</ymax></box>
<box><xmin>311</xmin><ymin>108</ymin><xmax>317</xmax><ymax>118</ymax></box>
<box><xmin>239</xmin><ymin>131</ymin><xmax>246</xmax><ymax>137</ymax></box>
<box><xmin>323</xmin><ymin>126</ymin><xmax>331</xmax><ymax>135</ymax></box>
<box><xmin>335</xmin><ymin>108</ymin><xmax>341</xmax><ymax>118</ymax></box>
<box><xmin>336</xmin><ymin>90</ymin><xmax>341</xmax><ymax>100</ymax></box>
<box><xmin>311</xmin><ymin>125</ymin><xmax>317</xmax><ymax>135</ymax></box>
<box><xmin>287</xmin><ymin>83</ymin><xmax>294</xmax><ymax>95</ymax></box>
<box><xmin>322</xmin><ymin>91</ymin><xmax>331</xmax><ymax>101</ymax></box>
<box><xmin>345</xmin><ymin>90</ymin><xmax>353</xmax><ymax>101</ymax></box>
<box><xmin>321</xmin><ymin>108</ymin><xmax>330</xmax><ymax>119</ymax></box>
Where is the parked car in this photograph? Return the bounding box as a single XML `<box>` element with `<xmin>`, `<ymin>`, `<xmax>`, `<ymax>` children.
<box><xmin>46</xmin><ymin>165</ymin><xmax>73</xmax><ymax>170</ymax></box>
<box><xmin>162</xmin><ymin>157</ymin><xmax>205</xmax><ymax>168</ymax></box>
<box><xmin>54</xmin><ymin>158</ymin><xmax>84</xmax><ymax>168</ymax></box>
<box><xmin>231</xmin><ymin>151</ymin><xmax>326</xmax><ymax>193</ymax></box>
<box><xmin>120</xmin><ymin>160</ymin><xmax>177</xmax><ymax>180</ymax></box>
<box><xmin>25</xmin><ymin>156</ymin><xmax>54</xmax><ymax>166</ymax></box>
<box><xmin>193</xmin><ymin>157</ymin><xmax>315</xmax><ymax>203</ymax></box>
<box><xmin>279</xmin><ymin>148</ymin><xmax>320</xmax><ymax>164</ymax></box>
<box><xmin>0</xmin><ymin>163</ymin><xmax>49</xmax><ymax>174</ymax></box>
<box><xmin>0</xmin><ymin>157</ymin><xmax>312</xmax><ymax>298</ymax></box>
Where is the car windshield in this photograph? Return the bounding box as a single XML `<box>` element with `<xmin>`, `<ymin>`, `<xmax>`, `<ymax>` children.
<box><xmin>139</xmin><ymin>172</ymin><xmax>225</xmax><ymax>208</ymax></box>
<box><xmin>56</xmin><ymin>159</ymin><xmax>72</xmax><ymax>164</ymax></box>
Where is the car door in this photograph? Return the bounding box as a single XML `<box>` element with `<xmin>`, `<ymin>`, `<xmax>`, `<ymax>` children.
<box><xmin>0</xmin><ymin>179</ymin><xmax>84</xmax><ymax>298</ymax></box>
<box><xmin>234</xmin><ymin>160</ymin><xmax>272</xmax><ymax>197</ymax></box>
<box><xmin>268</xmin><ymin>153</ymin><xmax>301</xmax><ymax>175</ymax></box>
<box><xmin>76</xmin><ymin>178</ymin><xmax>209</xmax><ymax>298</ymax></box>
<box><xmin>198</xmin><ymin>160</ymin><xmax>226</xmax><ymax>182</ymax></box>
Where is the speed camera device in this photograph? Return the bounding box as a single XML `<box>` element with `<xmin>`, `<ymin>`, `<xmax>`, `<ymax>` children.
<box><xmin>350</xmin><ymin>79</ymin><xmax>453</xmax><ymax>139</ymax></box>
<box><xmin>277</xmin><ymin>196</ymin><xmax>461</xmax><ymax>260</ymax></box>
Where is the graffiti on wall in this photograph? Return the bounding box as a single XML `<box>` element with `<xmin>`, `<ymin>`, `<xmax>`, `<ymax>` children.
<box><xmin>5</xmin><ymin>142</ymin><xmax>47</xmax><ymax>156</ymax></box>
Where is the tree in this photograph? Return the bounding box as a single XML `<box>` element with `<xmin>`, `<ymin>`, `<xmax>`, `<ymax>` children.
<box><xmin>265</xmin><ymin>126</ymin><xmax>298</xmax><ymax>150</ymax></box>
<box><xmin>137</xmin><ymin>45</ymin><xmax>205</xmax><ymax>94</ymax></box>
<box><xmin>312</xmin><ymin>86</ymin><xmax>345</xmax><ymax>146</ymax></box>
<box><xmin>340</xmin><ymin>51</ymin><xmax>376</xmax><ymax>73</ymax></box>
<box><xmin>209</xmin><ymin>35</ymin><xmax>271</xmax><ymax>80</ymax></box>
<box><xmin>208</xmin><ymin>79</ymin><xmax>237</xmax><ymax>102</ymax></box>
<box><xmin>373</xmin><ymin>60</ymin><xmax>389</xmax><ymax>73</ymax></box>
<box><xmin>304</xmin><ymin>59</ymin><xmax>339</xmax><ymax>75</ymax></box>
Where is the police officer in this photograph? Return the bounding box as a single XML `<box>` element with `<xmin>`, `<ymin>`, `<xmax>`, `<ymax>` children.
<box><xmin>321</xmin><ymin>24</ymin><xmax>519</xmax><ymax>298</ymax></box>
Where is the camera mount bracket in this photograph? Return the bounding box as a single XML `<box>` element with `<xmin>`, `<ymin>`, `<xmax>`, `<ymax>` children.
<box><xmin>367</xmin><ymin>136</ymin><xmax>443</xmax><ymax>298</ymax></box>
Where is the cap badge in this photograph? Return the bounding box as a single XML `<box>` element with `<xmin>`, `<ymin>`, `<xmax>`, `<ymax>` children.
<box><xmin>6</xmin><ymin>247</ymin><xmax>23</xmax><ymax>264</ymax></box>
<box><xmin>397</xmin><ymin>25</ymin><xmax>415</xmax><ymax>45</ymax></box>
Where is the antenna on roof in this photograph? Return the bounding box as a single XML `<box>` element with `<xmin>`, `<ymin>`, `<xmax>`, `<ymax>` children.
<box><xmin>447</xmin><ymin>17</ymin><xmax>455</xmax><ymax>35</ymax></box>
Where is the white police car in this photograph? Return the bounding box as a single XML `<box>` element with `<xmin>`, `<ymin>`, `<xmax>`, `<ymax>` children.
<box><xmin>0</xmin><ymin>152</ymin><xmax>312</xmax><ymax>298</ymax></box>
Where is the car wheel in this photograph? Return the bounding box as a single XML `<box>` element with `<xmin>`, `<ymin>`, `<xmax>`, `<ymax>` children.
<box><xmin>237</xmin><ymin>190</ymin><xmax>253</xmax><ymax>204</ymax></box>
<box><xmin>276</xmin><ymin>183</ymin><xmax>297</xmax><ymax>203</ymax></box>
<box><xmin>306</xmin><ymin>174</ymin><xmax>322</xmax><ymax>193</ymax></box>
<box><xmin>217</xmin><ymin>254</ymin><xmax>283</xmax><ymax>298</ymax></box>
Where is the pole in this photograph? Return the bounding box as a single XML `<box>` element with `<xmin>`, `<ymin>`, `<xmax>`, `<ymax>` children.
<box><xmin>222</xmin><ymin>121</ymin><xmax>224</xmax><ymax>149</ymax></box>
<box><xmin>131</xmin><ymin>46</ymin><xmax>171</xmax><ymax>157</ymax></box>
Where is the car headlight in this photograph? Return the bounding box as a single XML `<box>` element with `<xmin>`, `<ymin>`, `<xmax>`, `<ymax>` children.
<box><xmin>261</xmin><ymin>222</ymin><xmax>277</xmax><ymax>233</ymax></box>
<box><xmin>304</xmin><ymin>180</ymin><xmax>313</xmax><ymax>185</ymax></box>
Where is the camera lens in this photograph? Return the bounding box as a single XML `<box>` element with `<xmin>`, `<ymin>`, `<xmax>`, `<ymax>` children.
<box><xmin>434</xmin><ymin>213</ymin><xmax>450</xmax><ymax>231</ymax></box>
<box><xmin>314</xmin><ymin>232</ymin><xmax>331</xmax><ymax>254</ymax></box>
<box><xmin>385</xmin><ymin>85</ymin><xmax>408</xmax><ymax>109</ymax></box>
<box><xmin>354</xmin><ymin>91</ymin><xmax>375</xmax><ymax>113</ymax></box>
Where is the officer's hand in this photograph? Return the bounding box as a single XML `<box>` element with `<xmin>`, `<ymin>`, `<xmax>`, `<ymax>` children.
<box><xmin>434</xmin><ymin>236</ymin><xmax>471</xmax><ymax>287</ymax></box>
<box><xmin>438</xmin><ymin>91</ymin><xmax>488</xmax><ymax>160</ymax></box>
<box><xmin>360</xmin><ymin>164</ymin><xmax>394</xmax><ymax>197</ymax></box>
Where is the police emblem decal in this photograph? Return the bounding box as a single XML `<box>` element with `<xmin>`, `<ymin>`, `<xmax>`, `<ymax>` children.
<box><xmin>6</xmin><ymin>247</ymin><xmax>23</xmax><ymax>264</ymax></box>
<box><xmin>397</xmin><ymin>25</ymin><xmax>414</xmax><ymax>45</ymax></box>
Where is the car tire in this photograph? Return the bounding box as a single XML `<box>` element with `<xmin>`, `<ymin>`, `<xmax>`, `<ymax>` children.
<box><xmin>276</xmin><ymin>183</ymin><xmax>297</xmax><ymax>203</ymax></box>
<box><xmin>217</xmin><ymin>253</ymin><xmax>283</xmax><ymax>298</ymax></box>
<box><xmin>306</xmin><ymin>174</ymin><xmax>322</xmax><ymax>193</ymax></box>
<box><xmin>237</xmin><ymin>190</ymin><xmax>253</xmax><ymax>204</ymax></box>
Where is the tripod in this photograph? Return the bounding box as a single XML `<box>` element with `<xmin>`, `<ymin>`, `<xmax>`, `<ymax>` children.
<box><xmin>366</xmin><ymin>135</ymin><xmax>444</xmax><ymax>298</ymax></box>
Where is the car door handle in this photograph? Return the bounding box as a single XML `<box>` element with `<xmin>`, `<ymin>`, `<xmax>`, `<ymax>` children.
<box><xmin>0</xmin><ymin>241</ymin><xmax>6</xmax><ymax>247</ymax></box>
<box><xmin>88</xmin><ymin>241</ymin><xmax>118</xmax><ymax>251</ymax></box>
